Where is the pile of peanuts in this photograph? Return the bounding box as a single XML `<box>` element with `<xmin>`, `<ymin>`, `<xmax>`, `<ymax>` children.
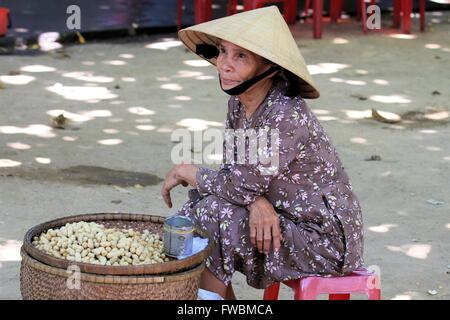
<box><xmin>32</xmin><ymin>221</ymin><xmax>170</xmax><ymax>266</ymax></box>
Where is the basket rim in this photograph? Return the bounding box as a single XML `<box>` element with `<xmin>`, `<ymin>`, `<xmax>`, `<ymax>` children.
<box><xmin>22</xmin><ymin>212</ymin><xmax>212</xmax><ymax>276</ymax></box>
<box><xmin>21</xmin><ymin>247</ymin><xmax>205</xmax><ymax>285</ymax></box>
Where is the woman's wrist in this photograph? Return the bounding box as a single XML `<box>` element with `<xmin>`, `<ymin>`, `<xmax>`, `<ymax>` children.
<box><xmin>249</xmin><ymin>196</ymin><xmax>265</xmax><ymax>210</ymax></box>
<box><xmin>176</xmin><ymin>164</ymin><xmax>199</xmax><ymax>187</ymax></box>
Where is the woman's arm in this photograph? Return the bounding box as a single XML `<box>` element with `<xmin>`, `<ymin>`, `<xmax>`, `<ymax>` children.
<box><xmin>161</xmin><ymin>163</ymin><xmax>201</xmax><ymax>208</ymax></box>
<box><xmin>162</xmin><ymin>99</ymin><xmax>236</xmax><ymax>208</ymax></box>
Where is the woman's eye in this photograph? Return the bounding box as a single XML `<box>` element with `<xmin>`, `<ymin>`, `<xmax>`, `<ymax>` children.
<box><xmin>238</xmin><ymin>53</ymin><xmax>245</xmax><ymax>59</ymax></box>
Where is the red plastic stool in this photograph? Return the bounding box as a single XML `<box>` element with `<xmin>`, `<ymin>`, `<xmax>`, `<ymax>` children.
<box><xmin>0</xmin><ymin>7</ymin><xmax>11</xmax><ymax>37</ymax></box>
<box><xmin>393</xmin><ymin>0</ymin><xmax>426</xmax><ymax>34</ymax></box>
<box><xmin>263</xmin><ymin>268</ymin><xmax>381</xmax><ymax>300</ymax></box>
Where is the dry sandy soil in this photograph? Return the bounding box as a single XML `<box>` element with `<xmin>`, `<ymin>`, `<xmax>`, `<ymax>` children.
<box><xmin>0</xmin><ymin>11</ymin><xmax>449</xmax><ymax>300</ymax></box>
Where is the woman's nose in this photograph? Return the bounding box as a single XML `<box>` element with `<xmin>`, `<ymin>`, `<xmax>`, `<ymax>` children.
<box><xmin>217</xmin><ymin>56</ymin><xmax>232</xmax><ymax>73</ymax></box>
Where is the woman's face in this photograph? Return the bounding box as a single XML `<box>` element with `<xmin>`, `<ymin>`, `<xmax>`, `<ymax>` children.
<box><xmin>216</xmin><ymin>40</ymin><xmax>271</xmax><ymax>90</ymax></box>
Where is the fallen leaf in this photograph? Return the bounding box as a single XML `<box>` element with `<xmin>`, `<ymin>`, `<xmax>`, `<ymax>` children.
<box><xmin>372</xmin><ymin>108</ymin><xmax>402</xmax><ymax>124</ymax></box>
<box><xmin>111</xmin><ymin>199</ymin><xmax>122</xmax><ymax>204</ymax></box>
<box><xmin>134</xmin><ymin>184</ymin><xmax>144</xmax><ymax>189</ymax></box>
<box><xmin>52</xmin><ymin>49</ymin><xmax>70</xmax><ymax>59</ymax></box>
<box><xmin>427</xmin><ymin>289</ymin><xmax>438</xmax><ymax>296</ymax></box>
<box><xmin>8</xmin><ymin>70</ymin><xmax>21</xmax><ymax>76</ymax></box>
<box><xmin>426</xmin><ymin>199</ymin><xmax>444</xmax><ymax>206</ymax></box>
<box><xmin>365</xmin><ymin>155</ymin><xmax>382</xmax><ymax>161</ymax></box>
<box><xmin>76</xmin><ymin>31</ymin><xmax>85</xmax><ymax>44</ymax></box>
<box><xmin>113</xmin><ymin>185</ymin><xmax>132</xmax><ymax>194</ymax></box>
<box><xmin>351</xmin><ymin>93</ymin><xmax>368</xmax><ymax>101</ymax></box>
<box><xmin>51</xmin><ymin>113</ymin><xmax>70</xmax><ymax>129</ymax></box>
<box><xmin>431</xmin><ymin>90</ymin><xmax>441</xmax><ymax>96</ymax></box>
<box><xmin>0</xmin><ymin>81</ymin><xmax>5</xmax><ymax>89</ymax></box>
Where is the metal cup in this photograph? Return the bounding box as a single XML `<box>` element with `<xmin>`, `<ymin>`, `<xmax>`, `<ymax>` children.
<box><xmin>163</xmin><ymin>215</ymin><xmax>194</xmax><ymax>258</ymax></box>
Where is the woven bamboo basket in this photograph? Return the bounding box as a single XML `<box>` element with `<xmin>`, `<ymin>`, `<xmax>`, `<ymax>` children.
<box><xmin>20</xmin><ymin>213</ymin><xmax>212</xmax><ymax>300</ymax></box>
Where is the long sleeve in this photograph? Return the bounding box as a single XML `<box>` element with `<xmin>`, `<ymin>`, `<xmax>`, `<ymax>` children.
<box><xmin>196</xmin><ymin>97</ymin><xmax>310</xmax><ymax>207</ymax></box>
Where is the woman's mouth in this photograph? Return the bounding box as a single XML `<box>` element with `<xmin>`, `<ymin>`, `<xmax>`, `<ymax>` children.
<box><xmin>222</xmin><ymin>78</ymin><xmax>238</xmax><ymax>86</ymax></box>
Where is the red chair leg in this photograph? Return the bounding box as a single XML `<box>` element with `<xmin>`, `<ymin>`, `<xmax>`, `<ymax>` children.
<box><xmin>194</xmin><ymin>0</ymin><xmax>202</xmax><ymax>24</ymax></box>
<box><xmin>360</xmin><ymin>0</ymin><xmax>368</xmax><ymax>34</ymax></box>
<box><xmin>294</xmin><ymin>279</ymin><xmax>318</xmax><ymax>300</ymax></box>
<box><xmin>402</xmin><ymin>0</ymin><xmax>411</xmax><ymax>34</ymax></box>
<box><xmin>338</xmin><ymin>0</ymin><xmax>344</xmax><ymax>18</ymax></box>
<box><xmin>205</xmin><ymin>0</ymin><xmax>213</xmax><ymax>21</ymax></box>
<box><xmin>285</xmin><ymin>0</ymin><xmax>298</xmax><ymax>25</ymax></box>
<box><xmin>368</xmin><ymin>288</ymin><xmax>382</xmax><ymax>300</ymax></box>
<box><xmin>393</xmin><ymin>0</ymin><xmax>401</xmax><ymax>28</ymax></box>
<box><xmin>263</xmin><ymin>282</ymin><xmax>281</xmax><ymax>300</ymax></box>
<box><xmin>177</xmin><ymin>0</ymin><xmax>183</xmax><ymax>31</ymax></box>
<box><xmin>243</xmin><ymin>0</ymin><xmax>254</xmax><ymax>12</ymax></box>
<box><xmin>194</xmin><ymin>0</ymin><xmax>213</xmax><ymax>24</ymax></box>
<box><xmin>330</xmin><ymin>0</ymin><xmax>338</xmax><ymax>22</ymax></box>
<box><xmin>329</xmin><ymin>294</ymin><xmax>351</xmax><ymax>300</ymax></box>
<box><xmin>356</xmin><ymin>0</ymin><xmax>362</xmax><ymax>21</ymax></box>
<box><xmin>420</xmin><ymin>0</ymin><xmax>425</xmax><ymax>31</ymax></box>
<box><xmin>330</xmin><ymin>0</ymin><xmax>343</xmax><ymax>23</ymax></box>
<box><xmin>228</xmin><ymin>0</ymin><xmax>237</xmax><ymax>15</ymax></box>
<box><xmin>304</xmin><ymin>0</ymin><xmax>311</xmax><ymax>17</ymax></box>
<box><xmin>313</xmin><ymin>0</ymin><xmax>323</xmax><ymax>39</ymax></box>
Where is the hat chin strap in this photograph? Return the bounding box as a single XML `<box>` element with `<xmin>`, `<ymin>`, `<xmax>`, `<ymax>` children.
<box><xmin>219</xmin><ymin>65</ymin><xmax>281</xmax><ymax>96</ymax></box>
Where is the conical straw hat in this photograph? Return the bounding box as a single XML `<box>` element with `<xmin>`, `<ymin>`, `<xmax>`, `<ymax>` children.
<box><xmin>178</xmin><ymin>6</ymin><xmax>320</xmax><ymax>99</ymax></box>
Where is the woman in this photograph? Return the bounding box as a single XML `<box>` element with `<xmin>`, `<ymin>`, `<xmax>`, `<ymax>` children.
<box><xmin>161</xmin><ymin>6</ymin><xmax>364</xmax><ymax>300</ymax></box>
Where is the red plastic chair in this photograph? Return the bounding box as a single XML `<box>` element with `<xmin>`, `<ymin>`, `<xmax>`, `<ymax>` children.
<box><xmin>177</xmin><ymin>0</ymin><xmax>299</xmax><ymax>31</ymax></box>
<box><xmin>317</xmin><ymin>0</ymin><xmax>426</xmax><ymax>35</ymax></box>
<box><xmin>0</xmin><ymin>7</ymin><xmax>11</xmax><ymax>37</ymax></box>
<box><xmin>304</xmin><ymin>0</ymin><xmax>375</xmax><ymax>38</ymax></box>
<box><xmin>263</xmin><ymin>268</ymin><xmax>381</xmax><ymax>300</ymax></box>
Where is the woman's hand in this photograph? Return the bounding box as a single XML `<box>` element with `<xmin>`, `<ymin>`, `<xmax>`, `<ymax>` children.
<box><xmin>248</xmin><ymin>196</ymin><xmax>281</xmax><ymax>254</ymax></box>
<box><xmin>161</xmin><ymin>164</ymin><xmax>199</xmax><ymax>208</ymax></box>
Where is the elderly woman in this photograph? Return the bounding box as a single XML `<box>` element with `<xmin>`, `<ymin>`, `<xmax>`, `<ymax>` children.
<box><xmin>161</xmin><ymin>6</ymin><xmax>364</xmax><ymax>300</ymax></box>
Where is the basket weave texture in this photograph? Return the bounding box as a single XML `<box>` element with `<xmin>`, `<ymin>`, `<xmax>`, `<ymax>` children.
<box><xmin>20</xmin><ymin>213</ymin><xmax>210</xmax><ymax>300</ymax></box>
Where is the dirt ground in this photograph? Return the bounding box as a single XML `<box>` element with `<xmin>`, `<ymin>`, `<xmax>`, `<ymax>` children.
<box><xmin>1</xmin><ymin>12</ymin><xmax>449</xmax><ymax>300</ymax></box>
